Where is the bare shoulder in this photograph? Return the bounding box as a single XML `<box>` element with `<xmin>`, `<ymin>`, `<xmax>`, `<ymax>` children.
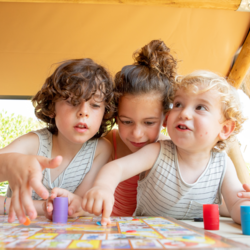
<box><xmin>95</xmin><ymin>137</ymin><xmax>113</xmax><ymax>157</ymax></box>
<box><xmin>0</xmin><ymin>131</ymin><xmax>40</xmax><ymax>155</ymax></box>
<box><xmin>223</xmin><ymin>153</ymin><xmax>240</xmax><ymax>185</ymax></box>
<box><xmin>104</xmin><ymin>129</ymin><xmax>117</xmax><ymax>145</ymax></box>
<box><xmin>225</xmin><ymin>154</ymin><xmax>235</xmax><ymax>172</ymax></box>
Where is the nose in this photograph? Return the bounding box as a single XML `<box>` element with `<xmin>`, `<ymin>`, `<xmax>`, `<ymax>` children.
<box><xmin>132</xmin><ymin>124</ymin><xmax>143</xmax><ymax>139</ymax></box>
<box><xmin>179</xmin><ymin>107</ymin><xmax>192</xmax><ymax>120</ymax></box>
<box><xmin>77</xmin><ymin>101</ymin><xmax>89</xmax><ymax>118</ymax></box>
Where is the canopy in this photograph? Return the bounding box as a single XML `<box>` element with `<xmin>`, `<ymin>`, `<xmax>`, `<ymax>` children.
<box><xmin>0</xmin><ymin>2</ymin><xmax>249</xmax><ymax>97</ymax></box>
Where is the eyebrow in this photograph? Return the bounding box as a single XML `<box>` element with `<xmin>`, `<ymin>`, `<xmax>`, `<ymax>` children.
<box><xmin>118</xmin><ymin>115</ymin><xmax>160</xmax><ymax>120</ymax></box>
<box><xmin>174</xmin><ymin>95</ymin><xmax>213</xmax><ymax>106</ymax></box>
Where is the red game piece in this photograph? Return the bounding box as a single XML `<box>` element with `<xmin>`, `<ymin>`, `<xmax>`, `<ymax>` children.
<box><xmin>126</xmin><ymin>230</ymin><xmax>136</xmax><ymax>233</ymax></box>
<box><xmin>203</xmin><ymin>204</ymin><xmax>219</xmax><ymax>230</ymax></box>
<box><xmin>132</xmin><ymin>219</ymin><xmax>140</xmax><ymax>221</ymax></box>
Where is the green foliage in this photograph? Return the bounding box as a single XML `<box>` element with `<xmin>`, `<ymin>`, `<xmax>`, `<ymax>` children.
<box><xmin>0</xmin><ymin>110</ymin><xmax>45</xmax><ymax>195</ymax></box>
<box><xmin>0</xmin><ymin>110</ymin><xmax>45</xmax><ymax>149</ymax></box>
<box><xmin>161</xmin><ymin>127</ymin><xmax>168</xmax><ymax>136</ymax></box>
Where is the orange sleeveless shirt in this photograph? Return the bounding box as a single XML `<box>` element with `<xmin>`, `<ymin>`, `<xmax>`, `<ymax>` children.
<box><xmin>111</xmin><ymin>130</ymin><xmax>139</xmax><ymax>216</ymax></box>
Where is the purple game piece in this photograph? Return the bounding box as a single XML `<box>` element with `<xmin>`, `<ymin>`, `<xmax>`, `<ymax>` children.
<box><xmin>52</xmin><ymin>197</ymin><xmax>68</xmax><ymax>223</ymax></box>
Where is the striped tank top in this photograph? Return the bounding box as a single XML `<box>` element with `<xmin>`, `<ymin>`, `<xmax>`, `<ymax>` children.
<box><xmin>111</xmin><ymin>130</ymin><xmax>139</xmax><ymax>216</ymax></box>
<box><xmin>7</xmin><ymin>128</ymin><xmax>98</xmax><ymax>200</ymax></box>
<box><xmin>135</xmin><ymin>140</ymin><xmax>226</xmax><ymax>219</ymax></box>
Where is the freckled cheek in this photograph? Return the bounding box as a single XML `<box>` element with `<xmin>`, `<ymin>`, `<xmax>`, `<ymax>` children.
<box><xmin>200</xmin><ymin>132</ymin><xmax>208</xmax><ymax>137</ymax></box>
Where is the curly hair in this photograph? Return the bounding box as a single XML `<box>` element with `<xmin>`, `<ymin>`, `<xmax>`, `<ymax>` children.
<box><xmin>171</xmin><ymin>70</ymin><xmax>246</xmax><ymax>151</ymax></box>
<box><xmin>114</xmin><ymin>40</ymin><xmax>177</xmax><ymax>117</ymax></box>
<box><xmin>32</xmin><ymin>58</ymin><xmax>115</xmax><ymax>139</ymax></box>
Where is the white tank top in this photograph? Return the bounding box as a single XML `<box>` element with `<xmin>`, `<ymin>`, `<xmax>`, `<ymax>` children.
<box><xmin>135</xmin><ymin>140</ymin><xmax>226</xmax><ymax>219</ymax></box>
<box><xmin>7</xmin><ymin>128</ymin><xmax>98</xmax><ymax>200</ymax></box>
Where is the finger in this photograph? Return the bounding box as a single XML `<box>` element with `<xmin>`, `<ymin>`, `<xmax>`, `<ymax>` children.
<box><xmin>19</xmin><ymin>188</ymin><xmax>37</xmax><ymax>220</ymax></box>
<box><xmin>11</xmin><ymin>189</ymin><xmax>26</xmax><ymax>223</ymax></box>
<box><xmin>46</xmin><ymin>199</ymin><xmax>54</xmax><ymax>214</ymax></box>
<box><xmin>50</xmin><ymin>187</ymin><xmax>69</xmax><ymax>200</ymax></box>
<box><xmin>82</xmin><ymin>197</ymin><xmax>87</xmax><ymax>211</ymax></box>
<box><xmin>243</xmin><ymin>183</ymin><xmax>250</xmax><ymax>192</ymax></box>
<box><xmin>84</xmin><ymin>198</ymin><xmax>94</xmax><ymax>214</ymax></box>
<box><xmin>238</xmin><ymin>192</ymin><xmax>250</xmax><ymax>199</ymax></box>
<box><xmin>42</xmin><ymin>200</ymin><xmax>53</xmax><ymax>220</ymax></box>
<box><xmin>8</xmin><ymin>203</ymin><xmax>16</xmax><ymax>223</ymax></box>
<box><xmin>37</xmin><ymin>155</ymin><xmax>63</xmax><ymax>170</ymax></box>
<box><xmin>101</xmin><ymin>200</ymin><xmax>113</xmax><ymax>226</ymax></box>
<box><xmin>28</xmin><ymin>165</ymin><xmax>49</xmax><ymax>200</ymax></box>
<box><xmin>92</xmin><ymin>199</ymin><xmax>103</xmax><ymax>215</ymax></box>
<box><xmin>68</xmin><ymin>198</ymin><xmax>81</xmax><ymax>216</ymax></box>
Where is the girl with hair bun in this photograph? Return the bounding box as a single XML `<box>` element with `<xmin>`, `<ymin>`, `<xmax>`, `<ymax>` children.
<box><xmin>104</xmin><ymin>39</ymin><xmax>177</xmax><ymax>216</ymax></box>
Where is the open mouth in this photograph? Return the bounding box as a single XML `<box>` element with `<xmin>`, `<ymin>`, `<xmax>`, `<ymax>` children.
<box><xmin>76</xmin><ymin>124</ymin><xmax>87</xmax><ymax>129</ymax></box>
<box><xmin>176</xmin><ymin>124</ymin><xmax>190</xmax><ymax>131</ymax></box>
<box><xmin>74</xmin><ymin>123</ymin><xmax>88</xmax><ymax>131</ymax></box>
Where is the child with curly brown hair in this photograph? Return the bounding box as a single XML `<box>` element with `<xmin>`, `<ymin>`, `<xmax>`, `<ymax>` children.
<box><xmin>82</xmin><ymin>70</ymin><xmax>250</xmax><ymax>225</ymax></box>
<box><xmin>0</xmin><ymin>58</ymin><xmax>115</xmax><ymax>223</ymax></box>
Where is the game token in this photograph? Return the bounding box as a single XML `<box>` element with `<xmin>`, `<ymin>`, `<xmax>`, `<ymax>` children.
<box><xmin>132</xmin><ymin>219</ymin><xmax>140</xmax><ymax>221</ymax></box>
<box><xmin>53</xmin><ymin>197</ymin><xmax>68</xmax><ymax>223</ymax></box>
<box><xmin>203</xmin><ymin>204</ymin><xmax>219</xmax><ymax>230</ymax></box>
<box><xmin>126</xmin><ymin>230</ymin><xmax>136</xmax><ymax>233</ymax></box>
<box><xmin>96</xmin><ymin>221</ymin><xmax>102</xmax><ymax>226</ymax></box>
<box><xmin>194</xmin><ymin>218</ymin><xmax>203</xmax><ymax>222</ymax></box>
<box><xmin>23</xmin><ymin>217</ymin><xmax>30</xmax><ymax>226</ymax></box>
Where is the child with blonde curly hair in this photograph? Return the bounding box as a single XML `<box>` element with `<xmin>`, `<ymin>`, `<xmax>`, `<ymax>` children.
<box><xmin>82</xmin><ymin>70</ymin><xmax>250</xmax><ymax>225</ymax></box>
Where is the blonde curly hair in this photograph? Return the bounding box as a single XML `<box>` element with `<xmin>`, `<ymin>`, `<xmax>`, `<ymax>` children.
<box><xmin>170</xmin><ymin>70</ymin><xmax>246</xmax><ymax>151</ymax></box>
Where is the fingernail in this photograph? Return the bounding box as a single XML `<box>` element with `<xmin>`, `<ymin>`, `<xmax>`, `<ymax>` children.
<box><xmin>28</xmin><ymin>212</ymin><xmax>33</xmax><ymax>218</ymax></box>
<box><xmin>102</xmin><ymin>222</ymin><xmax>107</xmax><ymax>226</ymax></box>
<box><xmin>238</xmin><ymin>193</ymin><xmax>242</xmax><ymax>197</ymax></box>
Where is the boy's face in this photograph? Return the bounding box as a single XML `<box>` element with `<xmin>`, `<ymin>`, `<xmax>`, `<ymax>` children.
<box><xmin>54</xmin><ymin>91</ymin><xmax>105</xmax><ymax>145</ymax></box>
<box><xmin>167</xmin><ymin>87</ymin><xmax>226</xmax><ymax>152</ymax></box>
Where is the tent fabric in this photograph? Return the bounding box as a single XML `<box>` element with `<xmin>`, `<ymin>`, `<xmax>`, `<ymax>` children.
<box><xmin>0</xmin><ymin>2</ymin><xmax>249</xmax><ymax>96</ymax></box>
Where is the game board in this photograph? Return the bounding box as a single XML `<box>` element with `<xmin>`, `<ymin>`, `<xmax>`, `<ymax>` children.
<box><xmin>0</xmin><ymin>215</ymin><xmax>247</xmax><ymax>249</ymax></box>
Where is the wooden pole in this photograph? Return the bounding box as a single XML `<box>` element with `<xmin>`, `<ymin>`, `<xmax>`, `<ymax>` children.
<box><xmin>228</xmin><ymin>31</ymin><xmax>250</xmax><ymax>89</ymax></box>
<box><xmin>0</xmin><ymin>0</ymin><xmax>242</xmax><ymax>11</ymax></box>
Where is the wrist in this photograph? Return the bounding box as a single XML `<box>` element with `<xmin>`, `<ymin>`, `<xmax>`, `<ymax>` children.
<box><xmin>93</xmin><ymin>182</ymin><xmax>115</xmax><ymax>194</ymax></box>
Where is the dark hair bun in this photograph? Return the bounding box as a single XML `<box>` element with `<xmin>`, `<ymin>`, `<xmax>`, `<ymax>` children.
<box><xmin>133</xmin><ymin>39</ymin><xmax>177</xmax><ymax>77</ymax></box>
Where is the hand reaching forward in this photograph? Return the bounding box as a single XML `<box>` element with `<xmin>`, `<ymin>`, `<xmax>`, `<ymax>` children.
<box><xmin>238</xmin><ymin>184</ymin><xmax>250</xmax><ymax>199</ymax></box>
<box><xmin>5</xmin><ymin>153</ymin><xmax>62</xmax><ymax>223</ymax></box>
<box><xmin>82</xmin><ymin>186</ymin><xmax>114</xmax><ymax>226</ymax></box>
<box><xmin>42</xmin><ymin>188</ymin><xmax>82</xmax><ymax>221</ymax></box>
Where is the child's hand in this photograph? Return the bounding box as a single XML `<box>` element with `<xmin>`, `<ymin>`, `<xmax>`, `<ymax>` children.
<box><xmin>42</xmin><ymin>188</ymin><xmax>83</xmax><ymax>221</ymax></box>
<box><xmin>82</xmin><ymin>186</ymin><xmax>114</xmax><ymax>226</ymax></box>
<box><xmin>7</xmin><ymin>153</ymin><xmax>62</xmax><ymax>223</ymax></box>
<box><xmin>237</xmin><ymin>184</ymin><xmax>250</xmax><ymax>199</ymax></box>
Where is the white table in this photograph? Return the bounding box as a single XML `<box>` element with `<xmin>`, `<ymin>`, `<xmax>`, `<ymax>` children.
<box><xmin>181</xmin><ymin>216</ymin><xmax>250</xmax><ymax>247</ymax></box>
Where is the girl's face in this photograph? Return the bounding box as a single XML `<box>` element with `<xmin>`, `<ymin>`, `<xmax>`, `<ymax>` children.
<box><xmin>54</xmin><ymin>92</ymin><xmax>105</xmax><ymax>145</ymax></box>
<box><xmin>117</xmin><ymin>93</ymin><xmax>166</xmax><ymax>153</ymax></box>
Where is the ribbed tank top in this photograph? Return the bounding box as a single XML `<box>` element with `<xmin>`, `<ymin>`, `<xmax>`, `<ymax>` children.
<box><xmin>135</xmin><ymin>140</ymin><xmax>226</xmax><ymax>219</ymax></box>
<box><xmin>111</xmin><ymin>130</ymin><xmax>140</xmax><ymax>216</ymax></box>
<box><xmin>7</xmin><ymin>128</ymin><xmax>98</xmax><ymax>200</ymax></box>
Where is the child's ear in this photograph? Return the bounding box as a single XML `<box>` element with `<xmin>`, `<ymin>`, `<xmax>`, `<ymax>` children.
<box><xmin>162</xmin><ymin>113</ymin><xmax>169</xmax><ymax>127</ymax></box>
<box><xmin>49</xmin><ymin>113</ymin><xmax>55</xmax><ymax>118</ymax></box>
<box><xmin>219</xmin><ymin>120</ymin><xmax>236</xmax><ymax>140</ymax></box>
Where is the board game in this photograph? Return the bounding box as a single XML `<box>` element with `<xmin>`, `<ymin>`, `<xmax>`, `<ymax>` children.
<box><xmin>0</xmin><ymin>215</ymin><xmax>248</xmax><ymax>249</ymax></box>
